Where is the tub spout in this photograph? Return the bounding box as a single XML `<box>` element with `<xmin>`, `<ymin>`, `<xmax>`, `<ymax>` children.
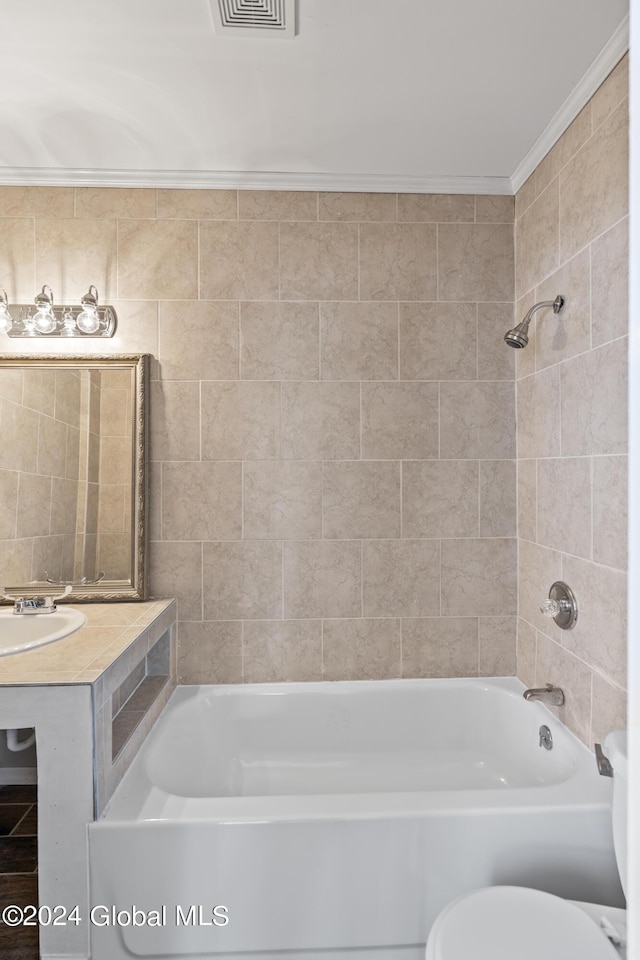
<box><xmin>523</xmin><ymin>683</ymin><xmax>565</xmax><ymax>706</ymax></box>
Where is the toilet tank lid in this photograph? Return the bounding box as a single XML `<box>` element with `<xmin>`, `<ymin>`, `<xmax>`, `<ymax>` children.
<box><xmin>603</xmin><ymin>730</ymin><xmax>627</xmax><ymax>781</ymax></box>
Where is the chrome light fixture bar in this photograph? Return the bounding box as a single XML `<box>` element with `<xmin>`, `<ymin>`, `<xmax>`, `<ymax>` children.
<box><xmin>0</xmin><ymin>286</ymin><xmax>117</xmax><ymax>338</ymax></box>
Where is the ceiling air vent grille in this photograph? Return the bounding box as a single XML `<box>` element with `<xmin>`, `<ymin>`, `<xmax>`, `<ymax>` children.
<box><xmin>211</xmin><ymin>0</ymin><xmax>296</xmax><ymax>38</ymax></box>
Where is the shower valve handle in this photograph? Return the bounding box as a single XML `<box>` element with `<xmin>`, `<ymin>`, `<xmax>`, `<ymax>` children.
<box><xmin>540</xmin><ymin>598</ymin><xmax>569</xmax><ymax>618</ymax></box>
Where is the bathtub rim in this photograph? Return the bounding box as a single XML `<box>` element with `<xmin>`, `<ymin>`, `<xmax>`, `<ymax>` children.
<box><xmin>99</xmin><ymin>676</ymin><xmax>614</xmax><ymax>824</ymax></box>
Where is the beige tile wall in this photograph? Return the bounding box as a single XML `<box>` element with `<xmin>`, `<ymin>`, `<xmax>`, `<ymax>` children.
<box><xmin>515</xmin><ymin>55</ymin><xmax>629</xmax><ymax>746</ymax></box>
<box><xmin>0</xmin><ymin>188</ymin><xmax>517</xmax><ymax>682</ymax></box>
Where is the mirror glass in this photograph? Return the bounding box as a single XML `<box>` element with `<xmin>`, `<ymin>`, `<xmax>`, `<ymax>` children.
<box><xmin>0</xmin><ymin>354</ymin><xmax>148</xmax><ymax>601</ymax></box>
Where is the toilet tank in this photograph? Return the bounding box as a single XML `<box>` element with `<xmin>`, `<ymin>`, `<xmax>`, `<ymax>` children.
<box><xmin>603</xmin><ymin>729</ymin><xmax>627</xmax><ymax>899</ymax></box>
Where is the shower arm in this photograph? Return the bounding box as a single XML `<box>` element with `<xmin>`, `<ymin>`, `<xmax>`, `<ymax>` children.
<box><xmin>522</xmin><ymin>295</ymin><xmax>565</xmax><ymax>325</ymax></box>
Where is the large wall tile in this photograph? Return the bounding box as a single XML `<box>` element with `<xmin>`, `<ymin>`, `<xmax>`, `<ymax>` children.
<box><xmin>320</xmin><ymin>302</ymin><xmax>398</xmax><ymax>381</ymax></box>
<box><xmin>0</xmin><ymin>403</ymin><xmax>38</xmax><ymax>472</ymax></box>
<box><xmin>516</xmin><ymin>618</ymin><xmax>537</xmax><ymax>689</ymax></box>
<box><xmin>284</xmin><ymin>540</ymin><xmax>361</xmax><ymax>619</ymax></box>
<box><xmin>241</xmin><ymin>302</ymin><xmax>319</xmax><ymax>380</ymax></box>
<box><xmin>158</xmin><ymin>189</ymin><xmax>237</xmax><ymax>219</ymax></box>
<box><xmin>559</xmin><ymin>99</ymin><xmax>628</xmax><ymax>262</ymax></box>
<box><xmin>515</xmin><ymin>181</ymin><xmax>559</xmax><ymax>298</ymax></box>
<box><xmin>0</xmin><ymin>470</ymin><xmax>18</xmax><ymax>539</ymax></box>
<box><xmin>35</xmin><ymin>413</ymin><xmax>66</xmax><ymax>477</ymax></box>
<box><xmin>402</xmin><ymin>617</ymin><xmax>478</xmax><ymax>678</ymax></box>
<box><xmin>108</xmin><ymin>300</ymin><xmax>159</xmax><ymax>357</ymax></box>
<box><xmin>150</xmin><ymin>380</ymin><xmax>200</xmax><ymax>461</ymax></box>
<box><xmin>162</xmin><ymin>461</ymin><xmax>241</xmax><ymax>540</ymax></box>
<box><xmin>517</xmin><ymin>459</ymin><xmax>536</xmax><ymax>543</ymax></box>
<box><xmin>177</xmin><ymin>622</ymin><xmax>242</xmax><ymax>684</ymax></box>
<box><xmin>0</xmin><ymin>186</ymin><xmax>74</xmax><ymax>218</ymax></box>
<box><xmin>479</xmin><ymin>460</ymin><xmax>516</xmax><ymax>538</ymax></box>
<box><xmin>515</xmin><ymin>172</ymin><xmax>537</xmax><ymax>221</ymax></box>
<box><xmin>402</xmin><ymin>460</ymin><xmax>479</xmax><ymax>538</ymax></box>
<box><xmin>281</xmin><ymin>382</ymin><xmax>359</xmax><ymax>459</ymax></box>
<box><xmin>591</xmin><ymin>218</ymin><xmax>629</xmax><ymax>346</ymax></box>
<box><xmin>478</xmin><ymin>617</ymin><xmax>517</xmax><ymax>675</ymax></box>
<box><xmin>322</xmin><ymin>619</ymin><xmax>401</xmax><ymax>680</ymax></box>
<box><xmin>243</xmin><ymin>620</ymin><xmax>322</xmax><ymax>682</ymax></box>
<box><xmin>397</xmin><ymin>194</ymin><xmax>475</xmax><ymax>222</ymax></box>
<box><xmin>75</xmin><ymin>188</ymin><xmax>156</xmax><ymax>219</ymax></box>
<box><xmin>159</xmin><ymin>301</ymin><xmax>239</xmax><ymax>381</ymax></box>
<box><xmin>536</xmin><ymin>458</ymin><xmax>591</xmax><ymax>558</ymax></box>
<box><xmin>535</xmin><ymin>249</ymin><xmax>591</xmax><ymax>369</ymax></box>
<box><xmin>359</xmin><ymin>223</ymin><xmax>437</xmax><ymax>300</ymax></box>
<box><xmin>363</xmin><ymin>540</ymin><xmax>439</xmax><ymax>617</ymax></box>
<box><xmin>201</xmin><ymin>381</ymin><xmax>280</xmax><ymax>460</ymax></box>
<box><xmin>476</xmin><ymin>196</ymin><xmax>515</xmax><ymax>223</ymax></box>
<box><xmin>319</xmin><ymin>193</ymin><xmax>396</xmax><ymax>222</ymax></box>
<box><xmin>0</xmin><ymin>371</ymin><xmax>23</xmax><ymax>404</ymax></box>
<box><xmin>239</xmin><ymin>191</ymin><xmax>317</xmax><ymax>221</ymax></box>
<box><xmin>243</xmin><ymin>461</ymin><xmax>322</xmax><ymax>540</ymax></box>
<box><xmin>561</xmin><ymin>555</ymin><xmax>626</xmax><ymax>688</ymax></box>
<box><xmin>517</xmin><ymin>539</ymin><xmax>562</xmax><ymax>635</ymax></box>
<box><xmin>117</xmin><ymin>219</ymin><xmax>195</xmax><ymax>300</ymax></box>
<box><xmin>0</xmin><ymin>218</ymin><xmax>34</xmax><ymax>300</ymax></box>
<box><xmin>438</xmin><ymin>223</ymin><xmax>514</xmax><ymax>302</ymax></box>
<box><xmin>0</xmin><ymin>539</ymin><xmax>36</xmax><ymax>585</ymax></box>
<box><xmin>203</xmin><ymin>541</ymin><xmax>283</xmax><ymax>620</ymax></box>
<box><xmin>362</xmin><ymin>382</ymin><xmax>438</xmax><ymax>460</ymax></box>
<box><xmin>399</xmin><ymin>302</ymin><xmax>477</xmax><ymax>380</ymax></box>
<box><xmin>16</xmin><ymin>473</ymin><xmax>52</xmax><ymax>538</ymax></box>
<box><xmin>560</xmin><ymin>338</ymin><xmax>627</xmax><ymax>457</ymax></box>
<box><xmin>592</xmin><ymin>456</ymin><xmax>627</xmax><ymax>570</ymax></box>
<box><xmin>591</xmin><ymin>671</ymin><xmax>627</xmax><ymax>745</ymax></box>
<box><xmin>279</xmin><ymin>222</ymin><xmax>358</xmax><ymax>300</ymax></box>
<box><xmin>517</xmin><ymin>366</ymin><xmax>561</xmax><ymax>459</ymax></box>
<box><xmin>514</xmin><ymin>291</ymin><xmax>537</xmax><ymax>380</ymax></box>
<box><xmin>440</xmin><ymin>382</ymin><xmax>515</xmax><ymax>459</ymax></box>
<box><xmin>149</xmin><ymin>541</ymin><xmax>202</xmax><ymax>621</ymax></box>
<box><xmin>441</xmin><ymin>539</ymin><xmax>516</xmax><ymax>616</ymax></box>
<box><xmin>37</xmin><ymin>218</ymin><xmax>117</xmax><ymax>300</ymax></box>
<box><xmin>200</xmin><ymin>221</ymin><xmax>279</xmax><ymax>300</ymax></box>
<box><xmin>591</xmin><ymin>54</ymin><xmax>628</xmax><ymax>130</ymax></box>
<box><xmin>477</xmin><ymin>303</ymin><xmax>516</xmax><ymax>381</ymax></box>
<box><xmin>535</xmin><ymin>104</ymin><xmax>592</xmax><ymax>197</ymax></box>
<box><xmin>323</xmin><ymin>461</ymin><xmax>401</xmax><ymax>539</ymax></box>
<box><xmin>535</xmin><ymin>633</ymin><xmax>592</xmax><ymax>744</ymax></box>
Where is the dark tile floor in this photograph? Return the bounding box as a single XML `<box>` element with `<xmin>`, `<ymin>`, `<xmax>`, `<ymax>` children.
<box><xmin>0</xmin><ymin>785</ymin><xmax>38</xmax><ymax>960</ymax></box>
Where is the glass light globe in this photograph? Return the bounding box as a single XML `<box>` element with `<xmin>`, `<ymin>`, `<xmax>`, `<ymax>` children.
<box><xmin>0</xmin><ymin>302</ymin><xmax>12</xmax><ymax>333</ymax></box>
<box><xmin>34</xmin><ymin>304</ymin><xmax>56</xmax><ymax>334</ymax></box>
<box><xmin>76</xmin><ymin>305</ymin><xmax>100</xmax><ymax>334</ymax></box>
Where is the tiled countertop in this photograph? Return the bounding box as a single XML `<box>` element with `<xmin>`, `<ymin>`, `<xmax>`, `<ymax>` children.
<box><xmin>0</xmin><ymin>599</ymin><xmax>176</xmax><ymax>685</ymax></box>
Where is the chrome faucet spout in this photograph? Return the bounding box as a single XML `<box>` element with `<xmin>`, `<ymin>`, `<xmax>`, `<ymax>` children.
<box><xmin>523</xmin><ymin>683</ymin><xmax>565</xmax><ymax>706</ymax></box>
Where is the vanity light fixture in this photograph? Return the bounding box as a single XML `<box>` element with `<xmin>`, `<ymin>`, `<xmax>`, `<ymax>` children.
<box><xmin>0</xmin><ymin>286</ymin><xmax>117</xmax><ymax>338</ymax></box>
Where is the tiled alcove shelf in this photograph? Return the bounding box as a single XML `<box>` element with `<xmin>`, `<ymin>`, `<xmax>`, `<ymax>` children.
<box><xmin>111</xmin><ymin>630</ymin><xmax>171</xmax><ymax>761</ymax></box>
<box><xmin>90</xmin><ymin>602</ymin><xmax>176</xmax><ymax>815</ymax></box>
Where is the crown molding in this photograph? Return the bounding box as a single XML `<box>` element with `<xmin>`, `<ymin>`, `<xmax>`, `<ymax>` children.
<box><xmin>0</xmin><ymin>166</ymin><xmax>513</xmax><ymax>196</ymax></box>
<box><xmin>511</xmin><ymin>14</ymin><xmax>629</xmax><ymax>193</ymax></box>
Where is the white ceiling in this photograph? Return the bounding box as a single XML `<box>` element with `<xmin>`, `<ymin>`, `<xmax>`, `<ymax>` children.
<box><xmin>0</xmin><ymin>0</ymin><xmax>629</xmax><ymax>193</ymax></box>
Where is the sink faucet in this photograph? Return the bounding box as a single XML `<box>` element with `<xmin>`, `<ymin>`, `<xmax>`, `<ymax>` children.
<box><xmin>523</xmin><ymin>683</ymin><xmax>565</xmax><ymax>706</ymax></box>
<box><xmin>1</xmin><ymin>585</ymin><xmax>72</xmax><ymax>614</ymax></box>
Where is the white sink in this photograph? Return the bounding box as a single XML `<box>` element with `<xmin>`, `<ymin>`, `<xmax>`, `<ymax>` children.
<box><xmin>0</xmin><ymin>607</ymin><xmax>87</xmax><ymax>657</ymax></box>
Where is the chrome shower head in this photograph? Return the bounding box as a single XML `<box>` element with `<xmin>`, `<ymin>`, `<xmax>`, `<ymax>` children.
<box><xmin>504</xmin><ymin>295</ymin><xmax>565</xmax><ymax>349</ymax></box>
<box><xmin>504</xmin><ymin>321</ymin><xmax>530</xmax><ymax>349</ymax></box>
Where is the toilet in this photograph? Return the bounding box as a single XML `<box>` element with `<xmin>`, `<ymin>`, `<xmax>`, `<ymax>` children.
<box><xmin>425</xmin><ymin>730</ymin><xmax>628</xmax><ymax>960</ymax></box>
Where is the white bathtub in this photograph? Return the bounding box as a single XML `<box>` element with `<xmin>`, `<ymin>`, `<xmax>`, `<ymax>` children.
<box><xmin>90</xmin><ymin>678</ymin><xmax>623</xmax><ymax>960</ymax></box>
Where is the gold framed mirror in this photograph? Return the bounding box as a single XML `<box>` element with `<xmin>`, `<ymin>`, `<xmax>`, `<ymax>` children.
<box><xmin>0</xmin><ymin>354</ymin><xmax>148</xmax><ymax>601</ymax></box>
